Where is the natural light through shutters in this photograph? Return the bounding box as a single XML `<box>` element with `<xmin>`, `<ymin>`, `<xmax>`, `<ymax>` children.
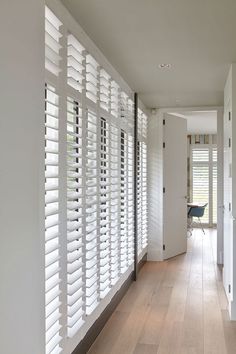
<box><xmin>110</xmin><ymin>124</ymin><xmax>120</xmax><ymax>285</ymax></box>
<box><xmin>67</xmin><ymin>34</ymin><xmax>85</xmax><ymax>92</ymax></box>
<box><xmin>100</xmin><ymin>117</ymin><xmax>111</xmax><ymax>299</ymax></box>
<box><xmin>45</xmin><ymin>5</ymin><xmax>148</xmax><ymax>353</ymax></box>
<box><xmin>86</xmin><ymin>110</ymin><xmax>99</xmax><ymax>315</ymax></box>
<box><xmin>137</xmin><ymin>110</ymin><xmax>148</xmax><ymax>255</ymax></box>
<box><xmin>213</xmin><ymin>148</ymin><xmax>217</xmax><ymax>224</ymax></box>
<box><xmin>45</xmin><ymin>7</ymin><xmax>62</xmax><ymax>76</ymax></box>
<box><xmin>192</xmin><ymin>148</ymin><xmax>209</xmax><ymax>223</ymax></box>
<box><xmin>67</xmin><ymin>97</ymin><xmax>84</xmax><ymax>338</ymax></box>
<box><xmin>86</xmin><ymin>55</ymin><xmax>99</xmax><ymax>103</ymax></box>
<box><xmin>45</xmin><ymin>84</ymin><xmax>62</xmax><ymax>354</ymax></box>
<box><xmin>192</xmin><ymin>165</ymin><xmax>209</xmax><ymax>223</ymax></box>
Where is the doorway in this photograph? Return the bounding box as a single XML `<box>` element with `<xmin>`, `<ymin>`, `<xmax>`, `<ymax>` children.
<box><xmin>164</xmin><ymin>108</ymin><xmax>222</xmax><ymax>263</ymax></box>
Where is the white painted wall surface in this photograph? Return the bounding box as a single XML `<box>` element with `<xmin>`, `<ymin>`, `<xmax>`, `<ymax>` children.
<box><xmin>147</xmin><ymin>113</ymin><xmax>163</xmax><ymax>261</ymax></box>
<box><xmin>0</xmin><ymin>1</ymin><xmax>45</xmax><ymax>354</ymax></box>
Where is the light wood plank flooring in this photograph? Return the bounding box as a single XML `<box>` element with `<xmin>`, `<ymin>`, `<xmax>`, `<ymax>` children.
<box><xmin>88</xmin><ymin>229</ymin><xmax>236</xmax><ymax>354</ymax></box>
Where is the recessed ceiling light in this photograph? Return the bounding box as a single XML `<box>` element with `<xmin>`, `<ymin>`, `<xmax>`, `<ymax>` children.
<box><xmin>158</xmin><ymin>63</ymin><xmax>172</xmax><ymax>69</ymax></box>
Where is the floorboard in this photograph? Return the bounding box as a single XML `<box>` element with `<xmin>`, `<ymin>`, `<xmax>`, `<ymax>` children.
<box><xmin>88</xmin><ymin>229</ymin><xmax>233</xmax><ymax>354</ymax></box>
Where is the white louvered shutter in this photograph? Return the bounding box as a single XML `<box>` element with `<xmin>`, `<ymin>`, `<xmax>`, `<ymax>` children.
<box><xmin>120</xmin><ymin>93</ymin><xmax>135</xmax><ymax>263</ymax></box>
<box><xmin>192</xmin><ymin>148</ymin><xmax>209</xmax><ymax>223</ymax></box>
<box><xmin>86</xmin><ymin>55</ymin><xmax>99</xmax><ymax>103</ymax></box>
<box><xmin>100</xmin><ymin>118</ymin><xmax>111</xmax><ymax>298</ymax></box>
<box><xmin>44</xmin><ymin>6</ymin><xmax>141</xmax><ymax>353</ymax></box>
<box><xmin>141</xmin><ymin>141</ymin><xmax>148</xmax><ymax>248</ymax></box>
<box><xmin>66</xmin><ymin>98</ymin><xmax>85</xmax><ymax>338</ymax></box>
<box><xmin>45</xmin><ymin>84</ymin><xmax>62</xmax><ymax>354</ymax></box>
<box><xmin>120</xmin><ymin>92</ymin><xmax>128</xmax><ymax>123</ymax></box>
<box><xmin>86</xmin><ymin>110</ymin><xmax>99</xmax><ymax>315</ymax></box>
<box><xmin>100</xmin><ymin>69</ymin><xmax>111</xmax><ymax>112</ymax></box>
<box><xmin>45</xmin><ymin>7</ymin><xmax>62</xmax><ymax>76</ymax></box>
<box><xmin>110</xmin><ymin>124</ymin><xmax>120</xmax><ymax>285</ymax></box>
<box><xmin>127</xmin><ymin>98</ymin><xmax>135</xmax><ymax>130</ymax></box>
<box><xmin>120</xmin><ymin>130</ymin><xmax>129</xmax><ymax>273</ymax></box>
<box><xmin>67</xmin><ymin>34</ymin><xmax>85</xmax><ymax>92</ymax></box>
<box><xmin>137</xmin><ymin>141</ymin><xmax>142</xmax><ymax>255</ymax></box>
<box><xmin>111</xmin><ymin>81</ymin><xmax>119</xmax><ymax>117</ymax></box>
<box><xmin>137</xmin><ymin>110</ymin><xmax>148</xmax><ymax>255</ymax></box>
<box><xmin>127</xmin><ymin>134</ymin><xmax>134</xmax><ymax>265</ymax></box>
<box><xmin>213</xmin><ymin>148</ymin><xmax>217</xmax><ymax>224</ymax></box>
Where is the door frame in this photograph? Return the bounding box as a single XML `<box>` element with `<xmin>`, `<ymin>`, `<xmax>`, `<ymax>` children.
<box><xmin>157</xmin><ymin>106</ymin><xmax>224</xmax><ymax>265</ymax></box>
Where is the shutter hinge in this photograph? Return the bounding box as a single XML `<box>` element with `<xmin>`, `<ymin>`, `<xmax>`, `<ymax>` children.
<box><xmin>229</xmin><ymin>284</ymin><xmax>231</xmax><ymax>293</ymax></box>
<box><xmin>163</xmin><ymin>187</ymin><xmax>165</xmax><ymax>193</ymax></box>
<box><xmin>163</xmin><ymin>244</ymin><xmax>165</xmax><ymax>251</ymax></box>
<box><xmin>163</xmin><ymin>119</ymin><xmax>165</xmax><ymax>125</ymax></box>
<box><xmin>163</xmin><ymin>142</ymin><xmax>165</xmax><ymax>148</ymax></box>
<box><xmin>229</xmin><ymin>112</ymin><xmax>231</xmax><ymax>121</ymax></box>
<box><xmin>229</xmin><ymin>202</ymin><xmax>231</xmax><ymax>212</ymax></box>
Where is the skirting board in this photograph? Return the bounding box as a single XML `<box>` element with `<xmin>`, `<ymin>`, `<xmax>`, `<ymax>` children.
<box><xmin>72</xmin><ymin>253</ymin><xmax>147</xmax><ymax>354</ymax></box>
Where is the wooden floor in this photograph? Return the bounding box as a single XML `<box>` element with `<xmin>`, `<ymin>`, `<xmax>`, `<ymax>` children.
<box><xmin>88</xmin><ymin>229</ymin><xmax>236</xmax><ymax>354</ymax></box>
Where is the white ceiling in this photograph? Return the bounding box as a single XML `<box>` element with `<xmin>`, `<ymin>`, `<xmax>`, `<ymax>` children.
<box><xmin>169</xmin><ymin>111</ymin><xmax>217</xmax><ymax>134</ymax></box>
<box><xmin>61</xmin><ymin>0</ymin><xmax>236</xmax><ymax>108</ymax></box>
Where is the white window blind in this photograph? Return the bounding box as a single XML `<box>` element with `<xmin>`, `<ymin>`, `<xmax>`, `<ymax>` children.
<box><xmin>141</xmin><ymin>142</ymin><xmax>148</xmax><ymax>248</ymax></box>
<box><xmin>192</xmin><ymin>165</ymin><xmax>209</xmax><ymax>223</ymax></box>
<box><xmin>45</xmin><ymin>84</ymin><xmax>62</xmax><ymax>354</ymax></box>
<box><xmin>85</xmin><ymin>110</ymin><xmax>99</xmax><ymax>315</ymax></box>
<box><xmin>100</xmin><ymin>118</ymin><xmax>111</xmax><ymax>298</ymax></box>
<box><xmin>120</xmin><ymin>130</ymin><xmax>129</xmax><ymax>273</ymax></box>
<box><xmin>192</xmin><ymin>148</ymin><xmax>209</xmax><ymax>162</ymax></box>
<box><xmin>111</xmin><ymin>80</ymin><xmax>119</xmax><ymax>117</ymax></box>
<box><xmin>137</xmin><ymin>141</ymin><xmax>142</xmax><ymax>255</ymax></box>
<box><xmin>44</xmin><ymin>5</ymin><xmax>146</xmax><ymax>354</ymax></box>
<box><xmin>45</xmin><ymin>7</ymin><xmax>62</xmax><ymax>76</ymax></box>
<box><xmin>128</xmin><ymin>135</ymin><xmax>134</xmax><ymax>265</ymax></box>
<box><xmin>100</xmin><ymin>69</ymin><xmax>111</xmax><ymax>112</ymax></box>
<box><xmin>110</xmin><ymin>124</ymin><xmax>120</xmax><ymax>285</ymax></box>
<box><xmin>67</xmin><ymin>34</ymin><xmax>85</xmax><ymax>92</ymax></box>
<box><xmin>86</xmin><ymin>55</ymin><xmax>99</xmax><ymax>103</ymax></box>
<box><xmin>137</xmin><ymin>110</ymin><xmax>148</xmax><ymax>255</ymax></box>
<box><xmin>213</xmin><ymin>148</ymin><xmax>217</xmax><ymax>224</ymax></box>
<box><xmin>213</xmin><ymin>165</ymin><xmax>217</xmax><ymax>224</ymax></box>
<box><xmin>191</xmin><ymin>146</ymin><xmax>218</xmax><ymax>225</ymax></box>
<box><xmin>66</xmin><ymin>97</ymin><xmax>84</xmax><ymax>338</ymax></box>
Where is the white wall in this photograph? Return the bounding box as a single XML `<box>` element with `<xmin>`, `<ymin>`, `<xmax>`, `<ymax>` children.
<box><xmin>147</xmin><ymin>112</ymin><xmax>163</xmax><ymax>261</ymax></box>
<box><xmin>0</xmin><ymin>1</ymin><xmax>45</xmax><ymax>354</ymax></box>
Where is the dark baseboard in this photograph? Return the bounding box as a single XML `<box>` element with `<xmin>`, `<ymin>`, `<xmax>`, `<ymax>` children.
<box><xmin>72</xmin><ymin>255</ymin><xmax>147</xmax><ymax>354</ymax></box>
<box><xmin>138</xmin><ymin>252</ymin><xmax>147</xmax><ymax>273</ymax></box>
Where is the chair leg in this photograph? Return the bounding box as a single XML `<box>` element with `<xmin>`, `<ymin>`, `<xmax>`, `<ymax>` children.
<box><xmin>187</xmin><ymin>217</ymin><xmax>193</xmax><ymax>237</ymax></box>
<box><xmin>198</xmin><ymin>217</ymin><xmax>205</xmax><ymax>234</ymax></box>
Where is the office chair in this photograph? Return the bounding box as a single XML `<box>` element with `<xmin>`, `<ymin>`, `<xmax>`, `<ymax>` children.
<box><xmin>188</xmin><ymin>203</ymin><xmax>208</xmax><ymax>236</ymax></box>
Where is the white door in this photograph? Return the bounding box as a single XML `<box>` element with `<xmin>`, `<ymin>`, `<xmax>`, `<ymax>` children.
<box><xmin>223</xmin><ymin>104</ymin><xmax>233</xmax><ymax>301</ymax></box>
<box><xmin>163</xmin><ymin>113</ymin><xmax>187</xmax><ymax>259</ymax></box>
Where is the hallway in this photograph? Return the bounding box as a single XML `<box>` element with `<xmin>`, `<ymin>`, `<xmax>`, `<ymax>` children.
<box><xmin>89</xmin><ymin>229</ymin><xmax>236</xmax><ymax>354</ymax></box>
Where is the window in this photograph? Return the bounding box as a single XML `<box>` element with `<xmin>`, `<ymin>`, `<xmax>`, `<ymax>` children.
<box><xmin>191</xmin><ymin>145</ymin><xmax>217</xmax><ymax>226</ymax></box>
<box><xmin>137</xmin><ymin>110</ymin><xmax>148</xmax><ymax>256</ymax></box>
<box><xmin>44</xmin><ymin>5</ymin><xmax>148</xmax><ymax>354</ymax></box>
<box><xmin>45</xmin><ymin>84</ymin><xmax>62</xmax><ymax>354</ymax></box>
<box><xmin>67</xmin><ymin>98</ymin><xmax>84</xmax><ymax>337</ymax></box>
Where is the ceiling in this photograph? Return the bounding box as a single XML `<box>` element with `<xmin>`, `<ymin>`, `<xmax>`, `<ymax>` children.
<box><xmin>61</xmin><ymin>0</ymin><xmax>236</xmax><ymax>108</ymax></box>
<box><xmin>169</xmin><ymin>111</ymin><xmax>217</xmax><ymax>134</ymax></box>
